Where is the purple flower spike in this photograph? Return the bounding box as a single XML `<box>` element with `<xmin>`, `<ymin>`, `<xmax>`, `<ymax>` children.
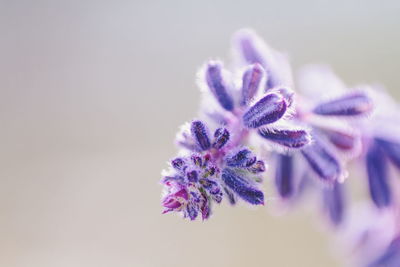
<box><xmin>243</xmin><ymin>93</ymin><xmax>287</xmax><ymax>128</ymax></box>
<box><xmin>258</xmin><ymin>128</ymin><xmax>311</xmax><ymax>148</ymax></box>
<box><xmin>221</xmin><ymin>168</ymin><xmax>264</xmax><ymax>205</ymax></box>
<box><xmin>366</xmin><ymin>141</ymin><xmax>391</xmax><ymax>208</ymax></box>
<box><xmin>241</xmin><ymin>63</ymin><xmax>265</xmax><ymax>106</ymax></box>
<box><xmin>322</xmin><ymin>181</ymin><xmax>345</xmax><ymax>226</ymax></box>
<box><xmin>313</xmin><ymin>92</ymin><xmax>373</xmax><ymax>116</ymax></box>
<box><xmin>191</xmin><ymin>120</ymin><xmax>211</xmax><ymax>151</ymax></box>
<box><xmin>301</xmin><ymin>139</ymin><xmax>341</xmax><ymax>183</ymax></box>
<box><xmin>225</xmin><ymin>148</ymin><xmax>256</xmax><ymax>168</ymax></box>
<box><xmin>205</xmin><ymin>62</ymin><xmax>234</xmax><ymax>111</ymax></box>
<box><xmin>212</xmin><ymin>128</ymin><xmax>230</xmax><ymax>149</ymax></box>
<box><xmin>375</xmin><ymin>138</ymin><xmax>400</xmax><ymax>169</ymax></box>
<box><xmin>275</xmin><ymin>154</ymin><xmax>294</xmax><ymax>198</ymax></box>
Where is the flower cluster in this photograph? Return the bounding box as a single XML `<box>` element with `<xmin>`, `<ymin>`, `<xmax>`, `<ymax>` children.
<box><xmin>160</xmin><ymin>28</ymin><xmax>400</xmax><ymax>266</ymax></box>
<box><xmin>162</xmin><ymin>120</ymin><xmax>266</xmax><ymax>220</ymax></box>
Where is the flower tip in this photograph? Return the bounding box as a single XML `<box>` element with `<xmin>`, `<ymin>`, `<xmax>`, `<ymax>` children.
<box><xmin>204</xmin><ymin>61</ymin><xmax>234</xmax><ymax>111</ymax></box>
<box><xmin>190</xmin><ymin>120</ymin><xmax>211</xmax><ymax>151</ymax></box>
<box><xmin>243</xmin><ymin>93</ymin><xmax>287</xmax><ymax>128</ymax></box>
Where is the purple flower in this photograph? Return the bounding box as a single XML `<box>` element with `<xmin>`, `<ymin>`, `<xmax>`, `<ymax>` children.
<box><xmin>159</xmin><ymin>29</ymin><xmax>400</xmax><ymax>258</ymax></box>
<box><xmin>161</xmin><ymin>120</ymin><xmax>266</xmax><ymax>220</ymax></box>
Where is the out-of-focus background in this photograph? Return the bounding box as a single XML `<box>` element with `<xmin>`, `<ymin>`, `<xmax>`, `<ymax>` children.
<box><xmin>0</xmin><ymin>1</ymin><xmax>399</xmax><ymax>266</ymax></box>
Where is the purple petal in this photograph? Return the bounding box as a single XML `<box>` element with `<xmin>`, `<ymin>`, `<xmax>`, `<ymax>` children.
<box><xmin>258</xmin><ymin>128</ymin><xmax>311</xmax><ymax>148</ymax></box>
<box><xmin>275</xmin><ymin>154</ymin><xmax>294</xmax><ymax>198</ymax></box>
<box><xmin>313</xmin><ymin>92</ymin><xmax>373</xmax><ymax>116</ymax></box>
<box><xmin>171</xmin><ymin>158</ymin><xmax>186</xmax><ymax>170</ymax></box>
<box><xmin>375</xmin><ymin>138</ymin><xmax>400</xmax><ymax>169</ymax></box>
<box><xmin>241</xmin><ymin>63</ymin><xmax>265</xmax><ymax>106</ymax></box>
<box><xmin>205</xmin><ymin>62</ymin><xmax>234</xmax><ymax>111</ymax></box>
<box><xmin>212</xmin><ymin>128</ymin><xmax>230</xmax><ymax>149</ymax></box>
<box><xmin>190</xmin><ymin>121</ymin><xmax>211</xmax><ymax>151</ymax></box>
<box><xmin>248</xmin><ymin>160</ymin><xmax>266</xmax><ymax>174</ymax></box>
<box><xmin>200</xmin><ymin>196</ymin><xmax>211</xmax><ymax>220</ymax></box>
<box><xmin>162</xmin><ymin>188</ymin><xmax>188</xmax><ymax>210</ymax></box>
<box><xmin>191</xmin><ymin>154</ymin><xmax>202</xmax><ymax>166</ymax></box>
<box><xmin>223</xmin><ymin>187</ymin><xmax>237</xmax><ymax>205</ymax></box>
<box><xmin>186</xmin><ymin>170</ymin><xmax>198</xmax><ymax>183</ymax></box>
<box><xmin>323</xmin><ymin>129</ymin><xmax>357</xmax><ymax>151</ymax></box>
<box><xmin>323</xmin><ymin>181</ymin><xmax>345</xmax><ymax>226</ymax></box>
<box><xmin>186</xmin><ymin>204</ymin><xmax>198</xmax><ymax>220</ymax></box>
<box><xmin>368</xmin><ymin>237</ymin><xmax>400</xmax><ymax>267</ymax></box>
<box><xmin>243</xmin><ymin>93</ymin><xmax>287</xmax><ymax>128</ymax></box>
<box><xmin>225</xmin><ymin>148</ymin><xmax>256</xmax><ymax>168</ymax></box>
<box><xmin>301</xmin><ymin>139</ymin><xmax>341</xmax><ymax>183</ymax></box>
<box><xmin>236</xmin><ymin>32</ymin><xmax>265</xmax><ymax>66</ymax></box>
<box><xmin>233</xmin><ymin>30</ymin><xmax>291</xmax><ymax>90</ymax></box>
<box><xmin>221</xmin><ymin>168</ymin><xmax>264</xmax><ymax>205</ymax></box>
<box><xmin>199</xmin><ymin>178</ymin><xmax>223</xmax><ymax>203</ymax></box>
<box><xmin>366</xmin><ymin>140</ymin><xmax>391</xmax><ymax>208</ymax></box>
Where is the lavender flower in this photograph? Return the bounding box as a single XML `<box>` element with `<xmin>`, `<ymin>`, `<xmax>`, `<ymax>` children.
<box><xmin>161</xmin><ymin>120</ymin><xmax>266</xmax><ymax>220</ymax></box>
<box><xmin>160</xmin><ymin>29</ymin><xmax>400</xmax><ymax>267</ymax></box>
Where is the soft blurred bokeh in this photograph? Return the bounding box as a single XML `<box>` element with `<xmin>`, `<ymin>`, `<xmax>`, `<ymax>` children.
<box><xmin>0</xmin><ymin>1</ymin><xmax>399</xmax><ymax>266</ymax></box>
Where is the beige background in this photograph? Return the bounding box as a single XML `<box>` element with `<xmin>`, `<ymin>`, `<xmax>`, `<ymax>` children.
<box><xmin>0</xmin><ymin>1</ymin><xmax>399</xmax><ymax>266</ymax></box>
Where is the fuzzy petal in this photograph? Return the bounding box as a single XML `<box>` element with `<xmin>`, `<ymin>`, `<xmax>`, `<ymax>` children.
<box><xmin>275</xmin><ymin>154</ymin><xmax>294</xmax><ymax>198</ymax></box>
<box><xmin>243</xmin><ymin>93</ymin><xmax>287</xmax><ymax>128</ymax></box>
<box><xmin>186</xmin><ymin>204</ymin><xmax>198</xmax><ymax>220</ymax></box>
<box><xmin>233</xmin><ymin>29</ymin><xmax>292</xmax><ymax>89</ymax></box>
<box><xmin>221</xmin><ymin>168</ymin><xmax>264</xmax><ymax>205</ymax></box>
<box><xmin>205</xmin><ymin>62</ymin><xmax>234</xmax><ymax>111</ymax></box>
<box><xmin>301</xmin><ymin>139</ymin><xmax>341</xmax><ymax>183</ymax></box>
<box><xmin>241</xmin><ymin>63</ymin><xmax>265</xmax><ymax>106</ymax></box>
<box><xmin>190</xmin><ymin>121</ymin><xmax>211</xmax><ymax>151</ymax></box>
<box><xmin>212</xmin><ymin>128</ymin><xmax>230</xmax><ymax>149</ymax></box>
<box><xmin>366</xmin><ymin>141</ymin><xmax>391</xmax><ymax>208</ymax></box>
<box><xmin>375</xmin><ymin>138</ymin><xmax>400</xmax><ymax>169</ymax></box>
<box><xmin>223</xmin><ymin>186</ymin><xmax>237</xmax><ymax>205</ymax></box>
<box><xmin>313</xmin><ymin>92</ymin><xmax>373</xmax><ymax>116</ymax></box>
<box><xmin>258</xmin><ymin>128</ymin><xmax>311</xmax><ymax>148</ymax></box>
<box><xmin>323</xmin><ymin>181</ymin><xmax>345</xmax><ymax>226</ymax></box>
<box><xmin>171</xmin><ymin>158</ymin><xmax>186</xmax><ymax>170</ymax></box>
<box><xmin>225</xmin><ymin>148</ymin><xmax>256</xmax><ymax>168</ymax></box>
<box><xmin>248</xmin><ymin>160</ymin><xmax>266</xmax><ymax>174</ymax></box>
<box><xmin>368</xmin><ymin>237</ymin><xmax>400</xmax><ymax>267</ymax></box>
<box><xmin>323</xmin><ymin>129</ymin><xmax>357</xmax><ymax>151</ymax></box>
